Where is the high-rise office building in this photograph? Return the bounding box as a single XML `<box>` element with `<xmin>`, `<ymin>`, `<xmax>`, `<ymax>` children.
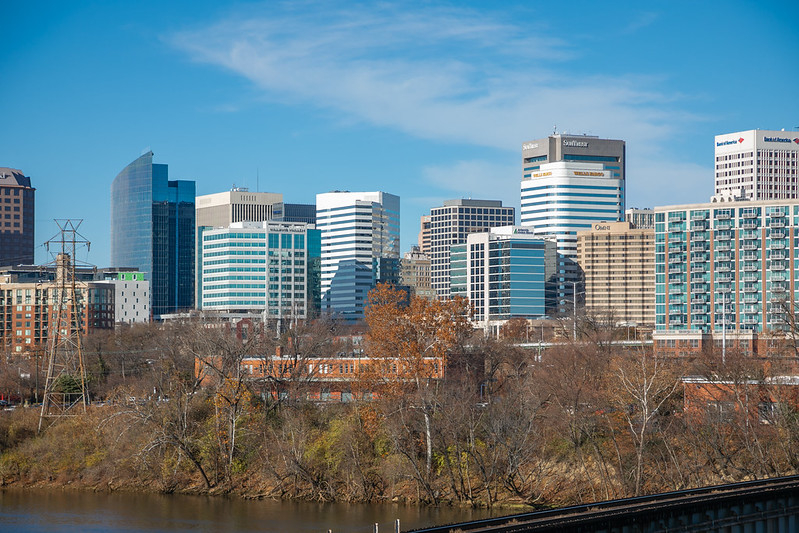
<box><xmin>198</xmin><ymin>221</ymin><xmax>320</xmax><ymax>324</ymax></box>
<box><xmin>429</xmin><ymin>199</ymin><xmax>515</xmax><ymax>300</ymax></box>
<box><xmin>0</xmin><ymin>168</ymin><xmax>35</xmax><ymax>267</ymax></box>
<box><xmin>111</xmin><ymin>151</ymin><xmax>195</xmax><ymax>318</ymax></box>
<box><xmin>316</xmin><ymin>191</ymin><xmax>400</xmax><ymax>321</ymax></box>
<box><xmin>576</xmin><ymin>221</ymin><xmax>655</xmax><ymax>327</ymax></box>
<box><xmin>520</xmin><ymin>134</ymin><xmax>625</xmax><ymax>310</ymax></box>
<box><xmin>196</xmin><ymin>188</ymin><xmax>283</xmax><ymax>228</ymax></box>
<box><xmin>714</xmin><ymin>129</ymin><xmax>799</xmax><ymax>201</ymax></box>
<box><xmin>450</xmin><ymin>226</ymin><xmax>554</xmax><ymax>331</ymax></box>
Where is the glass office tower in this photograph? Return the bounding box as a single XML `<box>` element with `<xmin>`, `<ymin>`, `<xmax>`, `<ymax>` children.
<box><xmin>111</xmin><ymin>151</ymin><xmax>195</xmax><ymax>318</ymax></box>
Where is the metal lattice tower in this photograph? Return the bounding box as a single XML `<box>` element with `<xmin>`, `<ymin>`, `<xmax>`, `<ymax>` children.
<box><xmin>38</xmin><ymin>219</ymin><xmax>91</xmax><ymax>432</ymax></box>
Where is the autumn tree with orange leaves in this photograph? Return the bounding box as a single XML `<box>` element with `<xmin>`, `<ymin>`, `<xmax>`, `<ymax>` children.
<box><xmin>363</xmin><ymin>283</ymin><xmax>472</xmax><ymax>501</ymax></box>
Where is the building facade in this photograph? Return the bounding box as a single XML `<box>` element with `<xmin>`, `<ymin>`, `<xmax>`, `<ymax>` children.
<box><xmin>316</xmin><ymin>191</ymin><xmax>400</xmax><ymax>321</ymax></box>
<box><xmin>418</xmin><ymin>215</ymin><xmax>431</xmax><ymax>256</ymax></box>
<box><xmin>111</xmin><ymin>151</ymin><xmax>195</xmax><ymax>318</ymax></box>
<box><xmin>714</xmin><ymin>129</ymin><xmax>799</xmax><ymax>201</ymax></box>
<box><xmin>429</xmin><ymin>199</ymin><xmax>515</xmax><ymax>300</ymax></box>
<box><xmin>451</xmin><ymin>226</ymin><xmax>553</xmax><ymax>329</ymax></box>
<box><xmin>654</xmin><ymin>200</ymin><xmax>799</xmax><ymax>336</ymax></box>
<box><xmin>400</xmin><ymin>246</ymin><xmax>435</xmax><ymax>300</ymax></box>
<box><xmin>198</xmin><ymin>221</ymin><xmax>320</xmax><ymax>325</ymax></box>
<box><xmin>196</xmin><ymin>188</ymin><xmax>283</xmax><ymax>228</ymax></box>
<box><xmin>576</xmin><ymin>221</ymin><xmax>655</xmax><ymax>326</ymax></box>
<box><xmin>520</xmin><ymin>134</ymin><xmax>625</xmax><ymax>311</ymax></box>
<box><xmin>0</xmin><ymin>168</ymin><xmax>35</xmax><ymax>267</ymax></box>
<box><xmin>626</xmin><ymin>207</ymin><xmax>655</xmax><ymax>229</ymax></box>
<box><xmin>0</xmin><ymin>256</ymin><xmax>115</xmax><ymax>355</ymax></box>
<box><xmin>96</xmin><ymin>269</ymin><xmax>150</xmax><ymax>324</ymax></box>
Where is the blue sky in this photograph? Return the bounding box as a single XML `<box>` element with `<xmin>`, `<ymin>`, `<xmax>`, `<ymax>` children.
<box><xmin>1</xmin><ymin>1</ymin><xmax>798</xmax><ymax>266</ymax></box>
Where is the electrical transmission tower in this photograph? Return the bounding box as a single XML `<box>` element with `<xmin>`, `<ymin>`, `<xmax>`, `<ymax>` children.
<box><xmin>38</xmin><ymin>219</ymin><xmax>91</xmax><ymax>432</ymax></box>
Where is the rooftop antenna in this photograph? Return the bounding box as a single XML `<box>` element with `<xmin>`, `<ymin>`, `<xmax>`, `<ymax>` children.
<box><xmin>553</xmin><ymin>125</ymin><xmax>557</xmax><ymax>134</ymax></box>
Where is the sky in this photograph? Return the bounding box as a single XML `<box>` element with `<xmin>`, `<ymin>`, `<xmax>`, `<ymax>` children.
<box><xmin>1</xmin><ymin>0</ymin><xmax>798</xmax><ymax>267</ymax></box>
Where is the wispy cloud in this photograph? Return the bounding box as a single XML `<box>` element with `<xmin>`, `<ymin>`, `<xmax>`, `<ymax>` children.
<box><xmin>170</xmin><ymin>4</ymin><xmax>688</xmax><ymax>147</ymax></box>
<box><xmin>169</xmin><ymin>2</ymin><xmax>711</xmax><ymax>206</ymax></box>
<box><xmin>423</xmin><ymin>159</ymin><xmax>519</xmax><ymax>205</ymax></box>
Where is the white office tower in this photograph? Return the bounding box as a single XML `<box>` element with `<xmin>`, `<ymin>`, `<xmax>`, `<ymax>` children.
<box><xmin>714</xmin><ymin>129</ymin><xmax>799</xmax><ymax>201</ymax></box>
<box><xmin>316</xmin><ymin>191</ymin><xmax>400</xmax><ymax>321</ymax></box>
<box><xmin>520</xmin><ymin>136</ymin><xmax>625</xmax><ymax>312</ymax></box>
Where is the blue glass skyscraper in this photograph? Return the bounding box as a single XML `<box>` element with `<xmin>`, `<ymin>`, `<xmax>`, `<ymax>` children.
<box><xmin>111</xmin><ymin>151</ymin><xmax>195</xmax><ymax>318</ymax></box>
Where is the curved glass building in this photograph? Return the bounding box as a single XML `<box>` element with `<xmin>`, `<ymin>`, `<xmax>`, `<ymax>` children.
<box><xmin>111</xmin><ymin>152</ymin><xmax>195</xmax><ymax>318</ymax></box>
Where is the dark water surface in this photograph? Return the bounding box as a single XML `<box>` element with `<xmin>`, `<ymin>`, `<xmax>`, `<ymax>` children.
<box><xmin>0</xmin><ymin>489</ymin><xmax>497</xmax><ymax>532</ymax></box>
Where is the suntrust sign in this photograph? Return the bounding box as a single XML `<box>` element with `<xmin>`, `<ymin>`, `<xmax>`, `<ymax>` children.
<box><xmin>563</xmin><ymin>140</ymin><xmax>589</xmax><ymax>148</ymax></box>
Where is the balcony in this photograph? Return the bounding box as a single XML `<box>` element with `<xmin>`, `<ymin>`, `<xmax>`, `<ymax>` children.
<box><xmin>769</xmin><ymin>241</ymin><xmax>786</xmax><ymax>250</ymax></box>
<box><xmin>742</xmin><ymin>264</ymin><xmax>759</xmax><ymax>272</ymax></box>
<box><xmin>716</xmin><ymin>264</ymin><xmax>731</xmax><ymax>272</ymax></box>
<box><xmin>692</xmin><ymin>287</ymin><xmax>707</xmax><ymax>294</ymax></box>
<box><xmin>771</xmin><ymin>273</ymin><xmax>788</xmax><ymax>282</ymax></box>
<box><xmin>742</xmin><ymin>211</ymin><xmax>759</xmax><ymax>219</ymax></box>
<box><xmin>770</xmin><ymin>252</ymin><xmax>787</xmax><ymax>260</ymax></box>
<box><xmin>771</xmin><ymin>263</ymin><xmax>787</xmax><ymax>271</ymax></box>
<box><xmin>770</xmin><ymin>220</ymin><xmax>786</xmax><ymax>228</ymax></box>
<box><xmin>771</xmin><ymin>285</ymin><xmax>787</xmax><ymax>293</ymax></box>
<box><xmin>691</xmin><ymin>265</ymin><xmax>707</xmax><ymax>273</ymax></box>
<box><xmin>743</xmin><ymin>295</ymin><xmax>759</xmax><ymax>304</ymax></box>
<box><xmin>691</xmin><ymin>234</ymin><xmax>707</xmax><ymax>242</ymax></box>
<box><xmin>716</xmin><ymin>212</ymin><xmax>732</xmax><ymax>220</ymax></box>
<box><xmin>743</xmin><ymin>285</ymin><xmax>759</xmax><ymax>293</ymax></box>
<box><xmin>742</xmin><ymin>243</ymin><xmax>759</xmax><ymax>251</ymax></box>
<box><xmin>716</xmin><ymin>274</ymin><xmax>733</xmax><ymax>283</ymax></box>
<box><xmin>743</xmin><ymin>274</ymin><xmax>760</xmax><ymax>283</ymax></box>
<box><xmin>742</xmin><ymin>317</ymin><xmax>760</xmax><ymax>326</ymax></box>
<box><xmin>771</xmin><ymin>230</ymin><xmax>786</xmax><ymax>239</ymax></box>
<box><xmin>715</xmin><ymin>243</ymin><xmax>732</xmax><ymax>251</ymax></box>
<box><xmin>770</xmin><ymin>211</ymin><xmax>787</xmax><ymax>218</ymax></box>
<box><xmin>668</xmin><ymin>256</ymin><xmax>684</xmax><ymax>264</ymax></box>
<box><xmin>742</xmin><ymin>254</ymin><xmax>759</xmax><ymax>261</ymax></box>
<box><xmin>716</xmin><ymin>233</ymin><xmax>732</xmax><ymax>241</ymax></box>
<box><xmin>691</xmin><ymin>297</ymin><xmax>708</xmax><ymax>304</ymax></box>
<box><xmin>669</xmin><ymin>288</ymin><xmax>684</xmax><ymax>295</ymax></box>
<box><xmin>691</xmin><ymin>213</ymin><xmax>709</xmax><ymax>221</ymax></box>
<box><xmin>741</xmin><ymin>221</ymin><xmax>759</xmax><ymax>229</ymax></box>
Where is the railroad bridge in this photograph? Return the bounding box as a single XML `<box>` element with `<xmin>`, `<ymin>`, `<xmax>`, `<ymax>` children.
<box><xmin>407</xmin><ymin>476</ymin><xmax>799</xmax><ymax>532</ymax></box>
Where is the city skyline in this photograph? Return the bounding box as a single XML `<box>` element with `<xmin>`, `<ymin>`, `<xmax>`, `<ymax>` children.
<box><xmin>1</xmin><ymin>1</ymin><xmax>798</xmax><ymax>266</ymax></box>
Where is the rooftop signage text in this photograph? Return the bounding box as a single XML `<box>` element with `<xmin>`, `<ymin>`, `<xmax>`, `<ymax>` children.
<box><xmin>531</xmin><ymin>171</ymin><xmax>552</xmax><ymax>178</ymax></box>
<box><xmin>522</xmin><ymin>142</ymin><xmax>539</xmax><ymax>150</ymax></box>
<box><xmin>763</xmin><ymin>136</ymin><xmax>799</xmax><ymax>144</ymax></box>
<box><xmin>563</xmin><ymin>140</ymin><xmax>589</xmax><ymax>148</ymax></box>
<box><xmin>594</xmin><ymin>224</ymin><xmax>611</xmax><ymax>231</ymax></box>
<box><xmin>574</xmin><ymin>171</ymin><xmax>604</xmax><ymax>177</ymax></box>
<box><xmin>717</xmin><ymin>137</ymin><xmax>745</xmax><ymax>147</ymax></box>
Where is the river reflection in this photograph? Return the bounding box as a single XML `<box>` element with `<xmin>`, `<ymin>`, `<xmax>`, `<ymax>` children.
<box><xmin>0</xmin><ymin>489</ymin><xmax>498</xmax><ymax>532</ymax></box>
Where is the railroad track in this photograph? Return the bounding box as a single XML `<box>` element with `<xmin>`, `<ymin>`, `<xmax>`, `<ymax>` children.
<box><xmin>407</xmin><ymin>475</ymin><xmax>799</xmax><ymax>532</ymax></box>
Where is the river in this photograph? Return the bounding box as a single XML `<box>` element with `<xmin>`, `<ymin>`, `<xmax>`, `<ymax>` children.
<box><xmin>0</xmin><ymin>489</ymin><xmax>499</xmax><ymax>532</ymax></box>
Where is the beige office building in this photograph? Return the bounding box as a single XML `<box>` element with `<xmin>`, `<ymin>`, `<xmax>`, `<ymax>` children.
<box><xmin>196</xmin><ymin>188</ymin><xmax>283</xmax><ymax>228</ymax></box>
<box><xmin>576</xmin><ymin>221</ymin><xmax>655</xmax><ymax>326</ymax></box>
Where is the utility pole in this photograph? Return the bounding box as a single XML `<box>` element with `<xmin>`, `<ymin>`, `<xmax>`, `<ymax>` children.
<box><xmin>38</xmin><ymin>220</ymin><xmax>91</xmax><ymax>432</ymax></box>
